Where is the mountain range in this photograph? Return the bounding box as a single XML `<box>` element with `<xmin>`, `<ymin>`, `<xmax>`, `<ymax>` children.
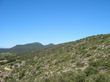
<box><xmin>0</xmin><ymin>42</ymin><xmax>54</xmax><ymax>54</ymax></box>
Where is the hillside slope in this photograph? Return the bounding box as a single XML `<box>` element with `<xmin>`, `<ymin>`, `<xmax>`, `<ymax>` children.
<box><xmin>0</xmin><ymin>34</ymin><xmax>110</xmax><ymax>82</ymax></box>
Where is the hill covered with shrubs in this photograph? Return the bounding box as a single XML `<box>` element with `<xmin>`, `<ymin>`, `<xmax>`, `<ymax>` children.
<box><xmin>0</xmin><ymin>34</ymin><xmax>110</xmax><ymax>82</ymax></box>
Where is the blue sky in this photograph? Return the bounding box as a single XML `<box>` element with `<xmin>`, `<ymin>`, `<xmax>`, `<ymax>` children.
<box><xmin>0</xmin><ymin>0</ymin><xmax>110</xmax><ymax>48</ymax></box>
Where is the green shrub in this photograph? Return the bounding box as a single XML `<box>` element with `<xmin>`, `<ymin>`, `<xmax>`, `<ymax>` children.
<box><xmin>86</xmin><ymin>73</ymin><xmax>110</xmax><ymax>82</ymax></box>
<box><xmin>84</xmin><ymin>66</ymin><xmax>99</xmax><ymax>76</ymax></box>
<box><xmin>76</xmin><ymin>62</ymin><xmax>85</xmax><ymax>67</ymax></box>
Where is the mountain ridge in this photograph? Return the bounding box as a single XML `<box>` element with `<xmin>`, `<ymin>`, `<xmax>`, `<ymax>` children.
<box><xmin>0</xmin><ymin>42</ymin><xmax>54</xmax><ymax>54</ymax></box>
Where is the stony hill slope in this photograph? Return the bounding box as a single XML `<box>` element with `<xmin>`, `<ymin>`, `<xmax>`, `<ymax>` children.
<box><xmin>0</xmin><ymin>34</ymin><xmax>110</xmax><ymax>82</ymax></box>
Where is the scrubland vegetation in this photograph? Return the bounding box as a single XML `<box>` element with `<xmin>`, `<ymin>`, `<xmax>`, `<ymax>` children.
<box><xmin>0</xmin><ymin>34</ymin><xmax>110</xmax><ymax>82</ymax></box>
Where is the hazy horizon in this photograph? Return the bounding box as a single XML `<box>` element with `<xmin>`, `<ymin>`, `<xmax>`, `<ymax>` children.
<box><xmin>0</xmin><ymin>33</ymin><xmax>109</xmax><ymax>48</ymax></box>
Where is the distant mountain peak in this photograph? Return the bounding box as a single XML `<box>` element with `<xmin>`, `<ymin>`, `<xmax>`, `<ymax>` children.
<box><xmin>0</xmin><ymin>42</ymin><xmax>54</xmax><ymax>54</ymax></box>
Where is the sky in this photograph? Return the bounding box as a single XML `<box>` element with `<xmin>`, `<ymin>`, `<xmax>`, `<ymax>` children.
<box><xmin>0</xmin><ymin>0</ymin><xmax>110</xmax><ymax>48</ymax></box>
